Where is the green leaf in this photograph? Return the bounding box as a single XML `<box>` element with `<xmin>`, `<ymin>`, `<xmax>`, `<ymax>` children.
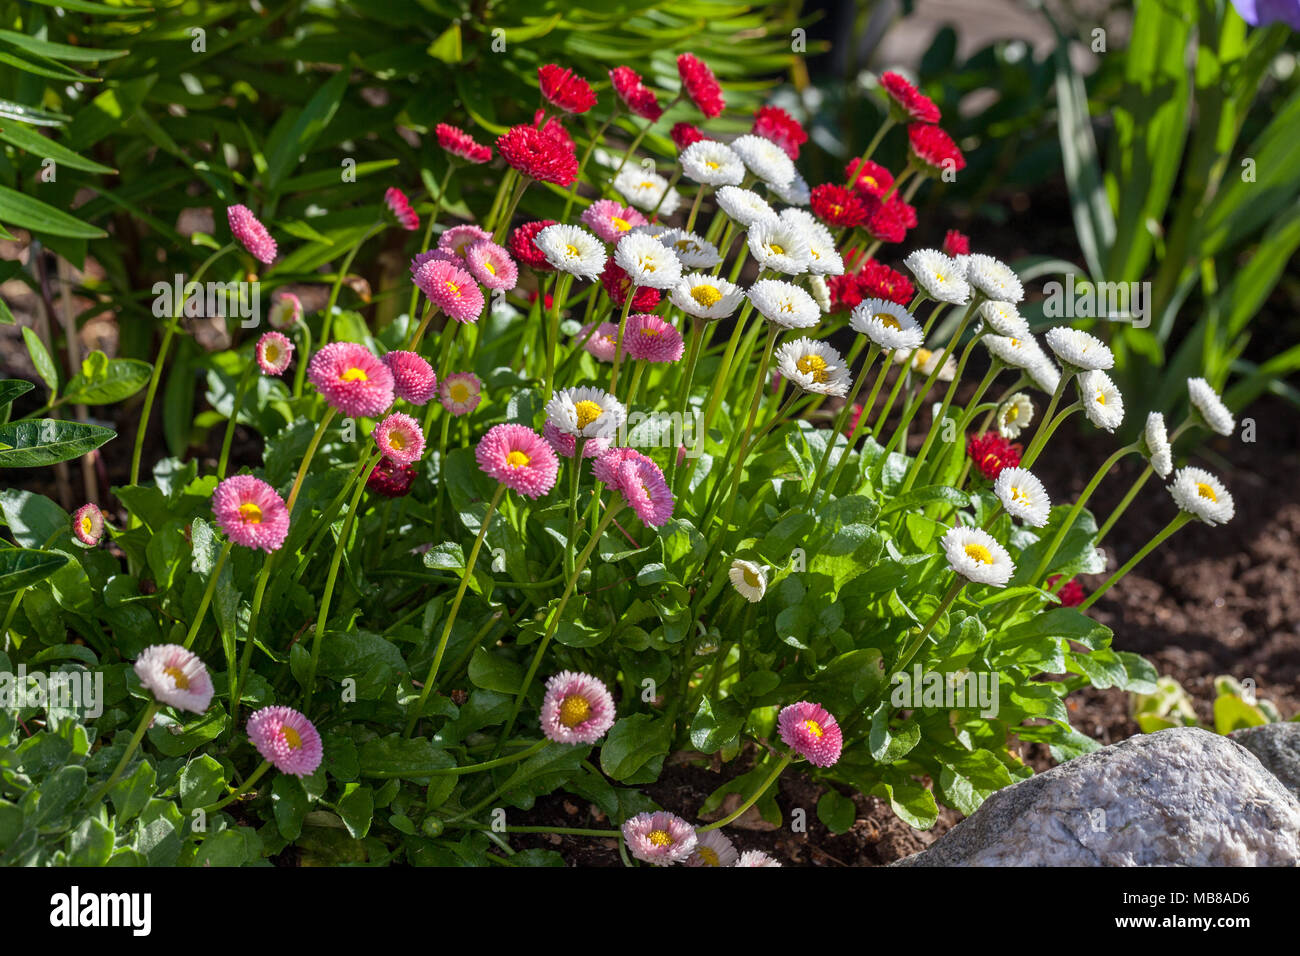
<box><xmin>272</xmin><ymin>774</ymin><xmax>310</xmax><ymax>841</ymax></box>
<box><xmin>359</xmin><ymin>735</ymin><xmax>455</xmax><ymax>778</ymax></box>
<box><xmin>336</xmin><ymin>783</ymin><xmax>374</xmax><ymax>839</ymax></box>
<box><xmin>20</xmin><ymin>327</ymin><xmax>58</xmax><ymax>395</ymax></box>
<box><xmin>108</xmin><ymin>758</ymin><xmax>155</xmax><ymax>825</ymax></box>
<box><xmin>0</xmin><ymin>123</ymin><xmax>116</xmax><ymax>174</ymax></box>
<box><xmin>689</xmin><ymin>695</ymin><xmax>745</xmax><ymax>754</ymax></box>
<box><xmin>468</xmin><ymin>647</ymin><xmax>522</xmax><ymax>695</ymax></box>
<box><xmin>0</xmin><ymin>419</ymin><xmax>116</xmax><ymax>467</ymax></box>
<box><xmin>0</xmin><ymin>487</ymin><xmax>68</xmax><ymax>546</ymax></box>
<box><xmin>63</xmin><ymin>357</ymin><xmax>151</xmax><ymax>405</ymax></box>
<box><xmin>179</xmin><ymin>755</ymin><xmax>226</xmax><ymax>811</ymax></box>
<box><xmin>816</xmin><ymin>789</ymin><xmax>857</xmax><ymax>834</ymax></box>
<box><xmin>66</xmin><ymin>817</ymin><xmax>114</xmax><ymax>866</ymax></box>
<box><xmin>599</xmin><ymin>713</ymin><xmax>671</xmax><ymax>784</ymax></box>
<box><xmin>0</xmin><ymin>184</ymin><xmax>106</xmax><ymax>239</ymax></box>
<box><xmin>0</xmin><ymin>380</ymin><xmax>34</xmax><ymax>413</ymax></box>
<box><xmin>264</xmin><ymin>70</ymin><xmax>349</xmax><ymax>194</ymax></box>
<box><xmin>0</xmin><ymin>548</ymin><xmax>68</xmax><ymax>593</ymax></box>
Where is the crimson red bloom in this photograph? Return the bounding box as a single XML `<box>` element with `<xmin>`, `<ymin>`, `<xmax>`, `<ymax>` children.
<box><xmin>827</xmin><ymin>274</ymin><xmax>865</xmax><ymax>314</ymax></box>
<box><xmin>858</xmin><ymin>258</ymin><xmax>914</xmax><ymax>305</ymax></box>
<box><xmin>509</xmin><ymin>219</ymin><xmax>558</xmax><ymax>271</ymax></box>
<box><xmin>810</xmin><ymin>183</ymin><xmax>868</xmax><ymax>229</ymax></box>
<box><xmin>862</xmin><ymin>194</ymin><xmax>914</xmax><ymax>245</ymax></box>
<box><xmin>496</xmin><ymin>124</ymin><xmax>578</xmax><ymax>186</ymax></box>
<box><xmin>845</xmin><ymin>158</ymin><xmax>895</xmax><ymax>198</ymax></box>
<box><xmin>908</xmin><ymin>123</ymin><xmax>966</xmax><ymax>175</ymax></box>
<box><xmin>538</xmin><ymin>63</ymin><xmax>597</xmax><ymax>114</ymax></box>
<box><xmin>880</xmin><ymin>71</ymin><xmax>941</xmax><ymax>124</ymax></box>
<box><xmin>533</xmin><ymin>109</ymin><xmax>573</xmax><ymax>151</ymax></box>
<box><xmin>752</xmin><ymin>105</ymin><xmax>807</xmax><ymax>160</ymax></box>
<box><xmin>967</xmin><ymin>432</ymin><xmax>1022</xmax><ymax>481</ymax></box>
<box><xmin>384</xmin><ymin>187</ymin><xmax>419</xmax><ymax>231</ymax></box>
<box><xmin>942</xmin><ymin>229</ymin><xmax>971</xmax><ymax>258</ymax></box>
<box><xmin>671</xmin><ymin>122</ymin><xmax>708</xmax><ymax>150</ymax></box>
<box><xmin>435</xmin><ymin>123</ymin><xmax>492</xmax><ymax>164</ymax></box>
<box><xmin>367</xmin><ymin>456</ymin><xmax>417</xmax><ymax>498</ymax></box>
<box><xmin>610</xmin><ymin>66</ymin><xmax>662</xmax><ymax>121</ymax></box>
<box><xmin>1048</xmin><ymin>575</ymin><xmax>1087</xmax><ymax>607</ymax></box>
<box><xmin>677</xmin><ymin>53</ymin><xmax>725</xmax><ymax>118</ymax></box>
<box><xmin>844</xmin><ymin>403</ymin><xmax>866</xmax><ymax>438</ymax></box>
<box><xmin>600</xmin><ymin>261</ymin><xmax>661</xmax><ymax>311</ymax></box>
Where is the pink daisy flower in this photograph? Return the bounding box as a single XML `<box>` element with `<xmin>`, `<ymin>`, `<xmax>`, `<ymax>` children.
<box><xmin>384</xmin><ymin>187</ymin><xmax>419</xmax><ymax>231</ymax></box>
<box><xmin>268</xmin><ymin>291</ymin><xmax>302</xmax><ymax>330</ymax></box>
<box><xmin>382</xmin><ymin>350</ymin><xmax>438</xmax><ymax>405</ymax></box>
<box><xmin>72</xmin><ymin>503</ymin><xmax>104</xmax><ymax>546</ymax></box>
<box><xmin>464</xmin><ymin>239</ymin><xmax>519</xmax><ymax>292</ymax></box>
<box><xmin>593</xmin><ymin>448</ymin><xmax>675</xmax><ymax>528</ymax></box>
<box><xmin>409</xmin><ymin>248</ymin><xmax>458</xmax><ymax>280</ymax></box>
<box><xmin>134</xmin><ymin>644</ymin><xmax>213</xmax><ymax>714</ymax></box>
<box><xmin>685</xmin><ymin>829</ymin><xmax>739</xmax><ymax>867</ymax></box>
<box><xmin>307</xmin><ymin>341</ymin><xmax>395</xmax><ymax>419</ymax></box>
<box><xmin>543</xmin><ymin>420</ymin><xmax>610</xmax><ymax>460</ymax></box>
<box><xmin>212</xmin><ymin>475</ymin><xmax>290</xmax><ymax>552</ymax></box>
<box><xmin>440</xmin><ymin>371</ymin><xmax>482</xmax><ymax>416</ymax></box>
<box><xmin>413</xmin><ymin>258</ymin><xmax>485</xmax><ymax>324</ymax></box>
<box><xmin>373</xmin><ymin>412</ymin><xmax>425</xmax><ymax>465</ymax></box>
<box><xmin>777</xmin><ymin>701</ymin><xmax>843</xmax><ymax>767</ymax></box>
<box><xmin>226</xmin><ymin>204</ymin><xmax>277</xmax><ymax>265</ymax></box>
<box><xmin>581</xmin><ymin>199</ymin><xmax>647</xmax><ymax>244</ymax></box>
<box><xmin>247</xmin><ymin>705</ymin><xmax>323</xmax><ymax>778</ymax></box>
<box><xmin>255</xmin><ymin>331</ymin><xmax>293</xmax><ymax>376</ymax></box>
<box><xmin>624</xmin><ymin>313</ymin><xmax>685</xmax><ymax>363</ymax></box>
<box><xmin>540</xmin><ymin>671</ymin><xmax>616</xmax><ymax>744</ymax></box>
<box><xmin>438</xmin><ymin>224</ymin><xmax>493</xmax><ymax>259</ymax></box>
<box><xmin>435</xmin><ymin>123</ymin><xmax>492</xmax><ymax>164</ymax></box>
<box><xmin>622</xmin><ymin>811</ymin><xmax>696</xmax><ymax>865</ymax></box>
<box><xmin>579</xmin><ymin>322</ymin><xmax>621</xmax><ymax>363</ymax></box>
<box><xmin>476</xmin><ymin>424</ymin><xmax>559</xmax><ymax>499</ymax></box>
<box><xmin>735</xmin><ymin>850</ymin><xmax>781</xmax><ymax>867</ymax></box>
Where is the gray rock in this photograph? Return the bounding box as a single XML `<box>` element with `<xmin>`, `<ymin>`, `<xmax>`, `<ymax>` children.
<box><xmin>1231</xmin><ymin>723</ymin><xmax>1300</xmax><ymax>800</ymax></box>
<box><xmin>895</xmin><ymin>727</ymin><xmax>1300</xmax><ymax>866</ymax></box>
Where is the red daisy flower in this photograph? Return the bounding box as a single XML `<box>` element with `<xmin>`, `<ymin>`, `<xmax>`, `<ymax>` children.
<box><xmin>880</xmin><ymin>71</ymin><xmax>941</xmax><ymax>124</ymax></box>
<box><xmin>908</xmin><ymin>123</ymin><xmax>966</xmax><ymax>175</ymax></box>
<box><xmin>600</xmin><ymin>260</ymin><xmax>661</xmax><ymax>311</ymax></box>
<box><xmin>677</xmin><ymin>53</ymin><xmax>725</xmax><ymax>119</ymax></box>
<box><xmin>845</xmin><ymin>158</ymin><xmax>895</xmax><ymax>198</ymax></box>
<box><xmin>671</xmin><ymin>122</ymin><xmax>708</xmax><ymax>150</ymax></box>
<box><xmin>533</xmin><ymin>109</ymin><xmax>573</xmax><ymax>151</ymax></box>
<box><xmin>538</xmin><ymin>64</ymin><xmax>597</xmax><ymax>114</ymax></box>
<box><xmin>967</xmin><ymin>432</ymin><xmax>1022</xmax><ymax>481</ymax></box>
<box><xmin>367</xmin><ymin>456</ymin><xmax>417</xmax><ymax>498</ymax></box>
<box><xmin>435</xmin><ymin>123</ymin><xmax>492</xmax><ymax>164</ymax></box>
<box><xmin>1048</xmin><ymin>575</ymin><xmax>1087</xmax><ymax>607</ymax></box>
<box><xmin>811</xmin><ymin>183</ymin><xmax>869</xmax><ymax>229</ymax></box>
<box><xmin>752</xmin><ymin>105</ymin><xmax>807</xmax><ymax>160</ymax></box>
<box><xmin>496</xmin><ymin>124</ymin><xmax>578</xmax><ymax>186</ymax></box>
<box><xmin>610</xmin><ymin>66</ymin><xmax>662</xmax><ymax>121</ymax></box>
<box><xmin>858</xmin><ymin>258</ymin><xmax>914</xmax><ymax>306</ymax></box>
<box><xmin>862</xmin><ymin>194</ymin><xmax>914</xmax><ymax>245</ymax></box>
<box><xmin>942</xmin><ymin>229</ymin><xmax>971</xmax><ymax>258</ymax></box>
<box><xmin>384</xmin><ymin>187</ymin><xmax>419</xmax><ymax>231</ymax></box>
<box><xmin>509</xmin><ymin>219</ymin><xmax>558</xmax><ymax>271</ymax></box>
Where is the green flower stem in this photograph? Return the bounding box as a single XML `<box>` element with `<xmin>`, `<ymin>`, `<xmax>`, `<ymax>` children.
<box><xmin>745</xmin><ymin>390</ymin><xmax>804</xmax><ymax>456</ymax></box>
<box><xmin>565</xmin><ymin>437</ymin><xmax>589</xmax><ymax>580</ymax></box>
<box><xmin>900</xmin><ymin>330</ymin><xmax>985</xmax><ymax>493</ymax></box>
<box><xmin>823</xmin><ymin>348</ymin><xmax>893</xmax><ymax>500</ymax></box>
<box><xmin>201</xmin><ymin>761</ymin><xmax>271</xmax><ymax>814</ymax></box>
<box><xmin>87</xmin><ymin>700</ymin><xmax>159</xmax><ymax>806</ymax></box>
<box><xmin>181</xmin><ymin>540</ymin><xmax>233</xmax><ymax>650</ymax></box>
<box><xmin>404</xmin><ymin>482</ymin><xmax>508</xmax><ymax>737</ymax></box>
<box><xmin>303</xmin><ymin>452</ymin><xmax>381</xmax><ymax>711</ymax></box>
<box><xmin>484</xmin><ymin>168</ymin><xmax>518</xmax><ymax>235</ymax></box>
<box><xmin>1079</xmin><ymin>513</ymin><xmax>1191</xmax><ymax>611</ymax></box>
<box><xmin>217</xmin><ymin>362</ymin><xmax>257</xmax><ymax>481</ymax></box>
<box><xmin>882</xmin><ymin>300</ymin><xmax>977</xmax><ymax>458</ymax></box>
<box><xmin>622</xmin><ymin>360</ymin><xmax>646</xmax><ymax>409</ymax></box>
<box><xmin>407</xmin><ymin>165</ymin><xmax>457</xmax><ymax>319</ymax></box>
<box><xmin>1095</xmin><ymin>463</ymin><xmax>1154</xmax><ymax>547</ymax></box>
<box><xmin>847</xmin><ymin>117</ymin><xmax>895</xmax><ymax>184</ymax></box>
<box><xmin>871</xmin><ymin>300</ymin><xmax>944</xmax><ymax>437</ymax></box>
<box><xmin>406</xmin><ymin>300</ymin><xmax>440</xmax><ymax>352</ymax></box>
<box><xmin>614</xmin><ymin>117</ymin><xmax>654</xmax><ymax>177</ymax></box>
<box><xmin>544</xmin><ymin>273</ymin><xmax>574</xmax><ymax>400</ymax></box>
<box><xmin>1019</xmin><ymin>370</ymin><xmax>1075</xmax><ymax>467</ymax></box>
<box><xmin>0</xmin><ymin>589</ymin><xmax>25</xmax><ymax>648</ymax></box>
<box><xmin>378</xmin><ymin>739</ymin><xmax>549</xmax><ymax>779</ymax></box>
<box><xmin>431</xmin><ymin>410</ymin><xmax>453</xmax><ymax>541</ymax></box>
<box><xmin>130</xmin><ymin>243</ymin><xmax>236</xmax><ymax>490</ymax></box>
<box><xmin>285</xmin><ymin>407</ymin><xmax>338</xmax><ymax>519</ymax></box>
<box><xmin>496</xmin><ymin>503</ymin><xmax>622</xmax><ymax>749</ymax></box>
<box><xmin>893</xmin><ymin>576</ymin><xmax>965</xmax><ymax>676</ymax></box>
<box><xmin>697</xmin><ymin>754</ymin><xmax>792</xmax><ymax>832</ymax></box>
<box><xmin>673</xmin><ymin>315</ymin><xmax>707</xmax><ymax>434</ymax></box>
<box><xmin>712</xmin><ymin>324</ymin><xmax>780</xmax><ymax>533</ymax></box>
<box><xmin>953</xmin><ymin>374</ymin><xmax>1028</xmax><ymax>492</ymax></box>
<box><xmin>562</xmin><ymin>114</ymin><xmax>616</xmax><ymax>221</ymax></box>
<box><xmin>726</xmin><ymin>241</ymin><xmax>751</xmax><ymax>284</ymax></box>
<box><xmin>810</xmin><ymin>344</ymin><xmax>881</xmax><ymax>498</ymax></box>
<box><xmin>319</xmin><ymin>222</ymin><xmax>381</xmax><ymax>348</ymax></box>
<box><xmin>606</xmin><ymin>287</ymin><xmax>638</xmax><ymax>398</ymax></box>
<box><xmin>1028</xmin><ymin>443</ymin><xmax>1139</xmax><ymax>586</ymax></box>
<box><xmin>291</xmin><ymin>320</ymin><xmax>313</xmax><ymax>399</ymax></box>
<box><xmin>925</xmin><ymin>359</ymin><xmax>1002</xmax><ymax>487</ymax></box>
<box><xmin>1018</xmin><ymin>400</ymin><xmax>1081</xmax><ymax>471</ymax></box>
<box><xmin>684</xmin><ymin>184</ymin><xmax>708</xmax><ymax>234</ymax></box>
<box><xmin>232</xmin><ymin>550</ymin><xmax>275</xmax><ymax>723</ymax></box>
<box><xmin>491</xmin><ymin>175</ymin><xmax>530</xmax><ymax>245</ymax></box>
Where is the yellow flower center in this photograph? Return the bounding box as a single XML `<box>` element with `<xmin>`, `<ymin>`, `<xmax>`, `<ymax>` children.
<box><xmin>444</xmin><ymin>280</ymin><xmax>462</xmax><ymax>297</ymax></box>
<box><xmin>648</xmin><ymin>829</ymin><xmax>673</xmax><ymax>847</ymax></box>
<box><xmin>163</xmin><ymin>665</ymin><xmax>190</xmax><ymax>690</ymax></box>
<box><xmin>612</xmin><ymin>216</ymin><xmax>631</xmax><ymax>231</ymax></box>
<box><xmin>1197</xmin><ymin>482</ymin><xmax>1217</xmax><ymax>502</ymax></box>
<box><xmin>933</xmin><ymin>271</ymin><xmax>946</xmax><ymax>283</ymax></box>
<box><xmin>574</xmin><ymin>400</ymin><xmax>603</xmax><ymax>430</ymax></box>
<box><xmin>1095</xmin><ymin>389</ymin><xmax>1107</xmax><ymax>406</ymax></box>
<box><xmin>1011</xmin><ymin>486</ymin><xmax>1028</xmax><ymax>505</ymax></box>
<box><xmin>282</xmin><ymin>725</ymin><xmax>303</xmax><ymax>750</ymax></box>
<box><xmin>1009</xmin><ymin>337</ymin><xmax>1022</xmax><ymax>348</ymax></box>
<box><xmin>697</xmin><ymin>846</ymin><xmax>721</xmax><ymax>866</ymax></box>
<box><xmin>388</xmin><ymin>430</ymin><xmax>407</xmax><ymax>451</ymax></box>
<box><xmin>265</xmin><ymin>343</ymin><xmax>280</xmax><ymax>363</ymax></box>
<box><xmin>964</xmin><ymin>542</ymin><xmax>993</xmax><ymax>565</ymax></box>
<box><xmin>639</xmin><ymin>180</ymin><xmax>655</xmax><ymax>189</ymax></box>
<box><xmin>450</xmin><ymin>382</ymin><xmax>470</xmax><ymax>402</ymax></box>
<box><xmin>796</xmin><ymin>353</ymin><xmax>829</xmax><ymax>383</ymax></box>
<box><xmin>1005</xmin><ymin>404</ymin><xmax>1020</xmax><ymax>422</ymax></box>
<box><xmin>506</xmin><ymin>450</ymin><xmax>531</xmax><ymax>468</ymax></box>
<box><xmin>341</xmin><ymin>367</ymin><xmax>368</xmax><ymax>383</ymax></box>
<box><xmin>238</xmin><ymin>502</ymin><xmax>263</xmax><ymax>524</ymax></box>
<box><xmin>558</xmin><ymin>694</ymin><xmax>591</xmax><ymax>728</ymax></box>
<box><xmin>705</xmin><ymin>160</ymin><xmax>721</xmax><ymax>170</ymax></box>
<box><xmin>875</xmin><ymin>313</ymin><xmax>900</xmax><ymax>330</ymax></box>
<box><xmin>804</xmin><ymin>719</ymin><xmax>824</xmax><ymax>738</ymax></box>
<box><xmin>768</xmin><ymin>242</ymin><xmax>785</xmax><ymax>255</ymax></box>
<box><xmin>565</xmin><ymin>243</ymin><xmax>580</xmax><ymax>257</ymax></box>
<box><xmin>742</xmin><ymin>567</ymin><xmax>761</xmax><ymax>588</ymax></box>
<box><xmin>914</xmin><ymin>348</ymin><xmax>933</xmax><ymax>367</ymax></box>
<box><xmin>690</xmin><ymin>285</ymin><xmax>723</xmax><ymax>308</ymax></box>
<box><xmin>484</xmin><ymin>260</ymin><xmax>497</xmax><ymax>275</ymax></box>
<box><xmin>641</xmin><ymin>327</ymin><xmax>662</xmax><ymax>337</ymax></box>
<box><xmin>864</xmin><ymin>175</ymin><xmax>879</xmax><ymax>190</ymax></box>
<box><xmin>81</xmin><ymin>514</ymin><xmax>94</xmax><ymax>536</ymax></box>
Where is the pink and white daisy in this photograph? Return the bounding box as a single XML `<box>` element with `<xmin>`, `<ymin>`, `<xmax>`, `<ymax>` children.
<box><xmin>623</xmin><ymin>811</ymin><xmax>697</xmax><ymax>865</ymax></box>
<box><xmin>409</xmin><ymin>248</ymin><xmax>458</xmax><ymax>279</ymax></box>
<box><xmin>247</xmin><ymin>705</ymin><xmax>323</xmax><ymax>778</ymax></box>
<box><xmin>685</xmin><ymin>829</ymin><xmax>739</xmax><ymax>867</ymax></box>
<box><xmin>464</xmin><ymin>239</ymin><xmax>518</xmax><ymax>292</ymax></box>
<box><xmin>382</xmin><ymin>350</ymin><xmax>438</xmax><ymax>405</ymax></box>
<box><xmin>440</xmin><ymin>371</ymin><xmax>482</xmax><ymax>416</ymax></box>
<box><xmin>384</xmin><ymin>187</ymin><xmax>419</xmax><ymax>231</ymax></box>
<box><xmin>579</xmin><ymin>321</ymin><xmax>621</xmax><ymax>363</ymax></box>
<box><xmin>543</xmin><ymin>420</ymin><xmax>611</xmax><ymax>459</ymax></box>
<box><xmin>594</xmin><ymin>448</ymin><xmax>675</xmax><ymax>528</ymax></box>
<box><xmin>413</xmin><ymin>257</ymin><xmax>485</xmax><ymax>324</ymax></box>
<box><xmin>777</xmin><ymin>701</ymin><xmax>842</xmax><ymax>767</ymax></box>
<box><xmin>268</xmin><ymin>291</ymin><xmax>302</xmax><ymax>330</ymax></box>
<box><xmin>255</xmin><ymin>331</ymin><xmax>293</xmax><ymax>376</ymax></box>
<box><xmin>437</xmin><ymin>224</ymin><xmax>493</xmax><ymax>259</ymax></box>
<box><xmin>540</xmin><ymin>671</ymin><xmax>616</xmax><ymax>744</ymax></box>
<box><xmin>72</xmin><ymin>503</ymin><xmax>104</xmax><ymax>546</ymax></box>
<box><xmin>476</xmin><ymin>424</ymin><xmax>559</xmax><ymax>499</ymax></box>
<box><xmin>581</xmin><ymin>199</ymin><xmax>647</xmax><ymax>243</ymax></box>
<box><xmin>212</xmin><ymin>475</ymin><xmax>290</xmax><ymax>552</ymax></box>
<box><xmin>134</xmin><ymin>644</ymin><xmax>213</xmax><ymax>714</ymax></box>
<box><xmin>624</xmin><ymin>313</ymin><xmax>684</xmax><ymax>363</ymax></box>
<box><xmin>307</xmin><ymin>341</ymin><xmax>395</xmax><ymax>418</ymax></box>
<box><xmin>227</xmin><ymin>204</ymin><xmax>277</xmax><ymax>265</ymax></box>
<box><xmin>373</xmin><ymin>412</ymin><xmax>425</xmax><ymax>465</ymax></box>
<box><xmin>735</xmin><ymin>850</ymin><xmax>781</xmax><ymax>867</ymax></box>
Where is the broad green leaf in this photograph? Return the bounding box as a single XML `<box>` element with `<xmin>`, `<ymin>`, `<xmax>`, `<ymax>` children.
<box><xmin>0</xmin><ymin>184</ymin><xmax>106</xmax><ymax>239</ymax></box>
<box><xmin>0</xmin><ymin>419</ymin><xmax>115</xmax><ymax>467</ymax></box>
<box><xmin>62</xmin><ymin>357</ymin><xmax>150</xmax><ymax>405</ymax></box>
<box><xmin>0</xmin><ymin>548</ymin><xmax>68</xmax><ymax>594</ymax></box>
<box><xmin>20</xmin><ymin>327</ymin><xmax>58</xmax><ymax>394</ymax></box>
<box><xmin>0</xmin><ymin>123</ymin><xmax>116</xmax><ymax>174</ymax></box>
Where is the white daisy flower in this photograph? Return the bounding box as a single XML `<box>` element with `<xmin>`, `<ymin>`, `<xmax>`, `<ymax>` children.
<box><xmin>1078</xmin><ymin>369</ymin><xmax>1124</xmax><ymax>432</ymax></box>
<box><xmin>658</xmin><ymin>228</ymin><xmax>721</xmax><ymax>269</ymax></box>
<box><xmin>613</xmin><ymin>166</ymin><xmax>682</xmax><ymax>216</ymax></box>
<box><xmin>544</xmin><ymin>386</ymin><xmax>627</xmax><ymax>442</ymax></box>
<box><xmin>778</xmin><ymin>207</ymin><xmax>819</xmax><ymax>232</ymax></box>
<box><xmin>993</xmin><ymin>466</ymin><xmax>1051</xmax><ymax>527</ymax></box>
<box><xmin>964</xmin><ymin>253</ymin><xmax>1024</xmax><ymax>303</ymax></box>
<box><xmin>941</xmin><ymin>526</ymin><xmax>1015</xmax><ymax>587</ymax></box>
<box><xmin>729</xmin><ymin>134</ymin><xmax>797</xmax><ymax>187</ymax></box>
<box><xmin>747</xmin><ymin>218</ymin><xmax>812</xmax><ymax>275</ymax></box>
<box><xmin>729</xmin><ymin>559</ymin><xmax>767</xmax><ymax>602</ymax></box>
<box><xmin>952</xmin><ymin>254</ymin><xmax>971</xmax><ymax>279</ymax></box>
<box><xmin>850</xmin><ymin>298</ymin><xmax>924</xmax><ymax>352</ymax></box>
<box><xmin>775</xmin><ymin>337</ymin><xmax>850</xmax><ymax>397</ymax></box>
<box><xmin>613</xmin><ymin>232</ymin><xmax>682</xmax><ymax>290</ymax></box>
<box><xmin>714</xmin><ymin>186</ymin><xmax>778</xmax><ymax>227</ymax></box>
<box><xmin>1026</xmin><ymin>356</ymin><xmax>1061</xmax><ymax>394</ymax></box>
<box><xmin>747</xmin><ymin>279</ymin><xmax>821</xmax><ymax>329</ymax></box>
<box><xmin>894</xmin><ymin>346</ymin><xmax>957</xmax><ymax>381</ymax></box>
<box><xmin>800</xmin><ymin>222</ymin><xmax>844</xmax><ymax>276</ymax></box>
<box><xmin>978</xmin><ymin>300</ymin><xmax>1030</xmax><ymax>338</ymax></box>
<box><xmin>1169</xmin><ymin>466</ymin><xmax>1234</xmax><ymax>526</ymax></box>
<box><xmin>808</xmin><ymin>275</ymin><xmax>831</xmax><ymax>313</ymax></box>
<box><xmin>1187</xmin><ymin>377</ymin><xmax>1235</xmax><ymax>436</ymax></box>
<box><xmin>997</xmin><ymin>392</ymin><xmax>1034</xmax><ymax>439</ymax></box>
<box><xmin>982</xmin><ymin>333</ymin><xmax>1043</xmax><ymax>370</ymax></box>
<box><xmin>680</xmin><ymin>140</ymin><xmax>745</xmax><ymax>187</ymax></box>
<box><xmin>134</xmin><ymin>644</ymin><xmax>214</xmax><ymax>714</ymax></box>
<box><xmin>904</xmin><ymin>249</ymin><xmax>971</xmax><ymax>305</ymax></box>
<box><xmin>1142</xmin><ymin>411</ymin><xmax>1173</xmax><ymax>478</ymax></box>
<box><xmin>670</xmin><ymin>273</ymin><xmax>745</xmax><ymax>321</ymax></box>
<box><xmin>686</xmin><ymin>829</ymin><xmax>739</xmax><ymax>867</ymax></box>
<box><xmin>1044</xmin><ymin>327</ymin><xmax>1114</xmax><ymax>371</ymax></box>
<box><xmin>767</xmin><ymin>170</ymin><xmax>811</xmax><ymax>205</ymax></box>
<box><xmin>535</xmin><ymin>224</ymin><xmax>607</xmax><ymax>279</ymax></box>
